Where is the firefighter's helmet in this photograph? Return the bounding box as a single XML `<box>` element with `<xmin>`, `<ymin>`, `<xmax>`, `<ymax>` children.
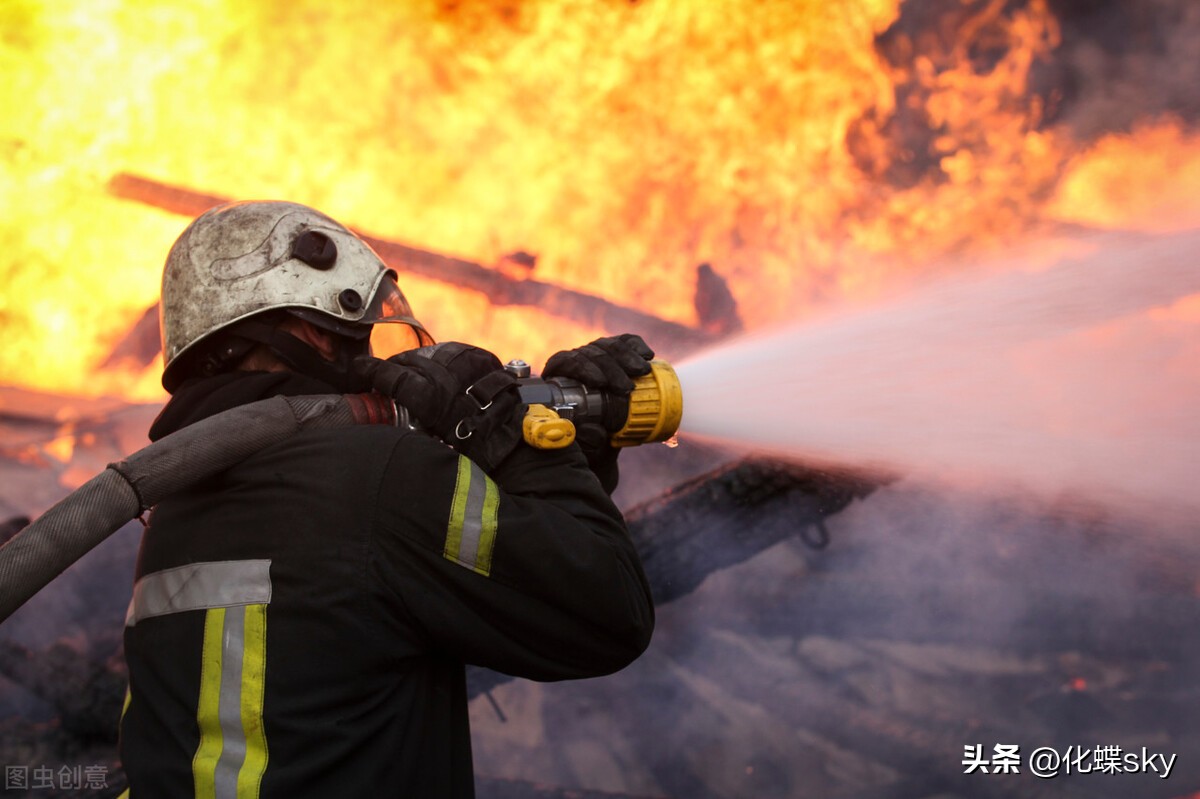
<box><xmin>160</xmin><ymin>200</ymin><xmax>432</xmax><ymax>391</ymax></box>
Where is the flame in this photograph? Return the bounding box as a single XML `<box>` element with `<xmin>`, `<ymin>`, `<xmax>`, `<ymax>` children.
<box><xmin>1</xmin><ymin>1</ymin><xmax>1198</xmax><ymax>403</ymax></box>
<box><xmin>42</xmin><ymin>425</ymin><xmax>77</xmax><ymax>464</ymax></box>
<box><xmin>1047</xmin><ymin>118</ymin><xmax>1200</xmax><ymax>234</ymax></box>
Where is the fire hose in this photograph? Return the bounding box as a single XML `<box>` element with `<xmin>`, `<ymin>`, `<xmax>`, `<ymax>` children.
<box><xmin>0</xmin><ymin>362</ymin><xmax>683</xmax><ymax>624</ymax></box>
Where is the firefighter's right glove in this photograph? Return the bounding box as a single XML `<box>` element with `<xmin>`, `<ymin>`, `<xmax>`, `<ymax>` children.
<box><xmin>353</xmin><ymin>343</ymin><xmax>525</xmax><ymax>472</ymax></box>
<box><xmin>541</xmin><ymin>333</ymin><xmax>655</xmax><ymax>493</ymax></box>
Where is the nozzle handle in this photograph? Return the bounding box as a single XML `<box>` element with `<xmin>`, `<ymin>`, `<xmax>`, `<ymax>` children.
<box><xmin>522</xmin><ymin>404</ymin><xmax>577</xmax><ymax>449</ymax></box>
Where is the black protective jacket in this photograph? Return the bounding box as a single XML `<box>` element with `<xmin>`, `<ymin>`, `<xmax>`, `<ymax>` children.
<box><xmin>119</xmin><ymin>372</ymin><xmax>654</xmax><ymax>798</ymax></box>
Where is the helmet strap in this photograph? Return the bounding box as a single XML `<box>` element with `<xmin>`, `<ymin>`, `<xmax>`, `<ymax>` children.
<box><xmin>232</xmin><ymin>319</ymin><xmax>370</xmax><ymax>393</ymax></box>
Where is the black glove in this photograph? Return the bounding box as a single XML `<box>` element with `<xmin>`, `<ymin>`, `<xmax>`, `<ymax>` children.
<box><xmin>353</xmin><ymin>343</ymin><xmax>525</xmax><ymax>472</ymax></box>
<box><xmin>542</xmin><ymin>334</ymin><xmax>655</xmax><ymax>492</ymax></box>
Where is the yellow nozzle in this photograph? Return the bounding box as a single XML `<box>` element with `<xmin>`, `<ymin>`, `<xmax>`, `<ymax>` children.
<box><xmin>522</xmin><ymin>404</ymin><xmax>576</xmax><ymax>449</ymax></box>
<box><xmin>611</xmin><ymin>359</ymin><xmax>684</xmax><ymax>447</ymax></box>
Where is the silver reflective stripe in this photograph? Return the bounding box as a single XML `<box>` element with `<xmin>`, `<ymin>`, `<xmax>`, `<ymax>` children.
<box><xmin>457</xmin><ymin>462</ymin><xmax>489</xmax><ymax>569</ymax></box>
<box><xmin>126</xmin><ymin>560</ymin><xmax>273</xmax><ymax>627</ymax></box>
<box><xmin>443</xmin><ymin>457</ymin><xmax>500</xmax><ymax>577</ymax></box>
<box><xmin>214</xmin><ymin>606</ymin><xmax>247</xmax><ymax>798</ymax></box>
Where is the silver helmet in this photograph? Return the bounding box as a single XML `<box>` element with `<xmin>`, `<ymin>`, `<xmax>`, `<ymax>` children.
<box><xmin>159</xmin><ymin>200</ymin><xmax>432</xmax><ymax>391</ymax></box>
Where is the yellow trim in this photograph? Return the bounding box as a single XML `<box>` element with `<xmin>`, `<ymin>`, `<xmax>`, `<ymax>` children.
<box><xmin>237</xmin><ymin>603</ymin><xmax>269</xmax><ymax>798</ymax></box>
<box><xmin>193</xmin><ymin>607</ymin><xmax>226</xmax><ymax>799</ymax></box>
<box><xmin>611</xmin><ymin>359</ymin><xmax>684</xmax><ymax>447</ymax></box>
<box><xmin>444</xmin><ymin>456</ymin><xmax>472</xmax><ymax>563</ymax></box>
<box><xmin>474</xmin><ymin>475</ymin><xmax>500</xmax><ymax>577</ymax></box>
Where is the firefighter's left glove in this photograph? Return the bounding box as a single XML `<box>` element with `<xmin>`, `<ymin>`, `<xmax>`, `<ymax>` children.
<box><xmin>542</xmin><ymin>333</ymin><xmax>655</xmax><ymax>494</ymax></box>
<box><xmin>353</xmin><ymin>343</ymin><xmax>525</xmax><ymax>472</ymax></box>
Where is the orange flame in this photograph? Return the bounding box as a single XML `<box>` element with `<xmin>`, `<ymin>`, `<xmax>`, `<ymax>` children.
<box><xmin>1</xmin><ymin>1</ymin><xmax>1197</xmax><ymax>403</ymax></box>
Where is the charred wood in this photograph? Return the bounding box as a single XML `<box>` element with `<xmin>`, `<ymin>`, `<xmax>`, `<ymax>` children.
<box><xmin>0</xmin><ymin>639</ymin><xmax>124</xmax><ymax>743</ymax></box>
<box><xmin>692</xmin><ymin>262</ymin><xmax>743</xmax><ymax>337</ymax></box>
<box><xmin>98</xmin><ymin>305</ymin><xmax>160</xmax><ymax>372</ymax></box>
<box><xmin>627</xmin><ymin>458</ymin><xmax>883</xmax><ymax>605</ymax></box>
<box><xmin>107</xmin><ymin>173</ymin><xmax>716</xmax><ymax>363</ymax></box>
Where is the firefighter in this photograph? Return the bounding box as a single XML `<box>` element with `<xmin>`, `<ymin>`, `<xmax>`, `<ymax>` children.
<box><xmin>119</xmin><ymin>201</ymin><xmax>655</xmax><ymax>798</ymax></box>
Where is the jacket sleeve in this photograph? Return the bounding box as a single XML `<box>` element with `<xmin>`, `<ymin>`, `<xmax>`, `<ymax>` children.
<box><xmin>370</xmin><ymin>431</ymin><xmax>655</xmax><ymax>681</ymax></box>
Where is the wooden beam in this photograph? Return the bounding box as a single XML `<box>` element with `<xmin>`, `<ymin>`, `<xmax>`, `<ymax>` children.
<box><xmin>107</xmin><ymin>173</ymin><xmax>715</xmax><ymax>358</ymax></box>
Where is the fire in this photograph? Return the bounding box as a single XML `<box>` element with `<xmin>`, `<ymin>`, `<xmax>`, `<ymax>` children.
<box><xmin>1047</xmin><ymin>118</ymin><xmax>1200</xmax><ymax>234</ymax></box>
<box><xmin>1</xmin><ymin>1</ymin><xmax>1197</xmax><ymax>403</ymax></box>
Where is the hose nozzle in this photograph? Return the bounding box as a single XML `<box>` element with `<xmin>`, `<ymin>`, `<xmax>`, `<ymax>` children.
<box><xmin>610</xmin><ymin>360</ymin><xmax>684</xmax><ymax>447</ymax></box>
<box><xmin>512</xmin><ymin>359</ymin><xmax>683</xmax><ymax>449</ymax></box>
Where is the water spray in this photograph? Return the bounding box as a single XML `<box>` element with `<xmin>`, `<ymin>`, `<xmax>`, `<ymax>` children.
<box><xmin>672</xmin><ymin>229</ymin><xmax>1200</xmax><ymax>520</ymax></box>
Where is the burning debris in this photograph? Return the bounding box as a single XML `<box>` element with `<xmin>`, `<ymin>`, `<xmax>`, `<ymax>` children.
<box><xmin>692</xmin><ymin>263</ymin><xmax>743</xmax><ymax>338</ymax></box>
<box><xmin>4</xmin><ymin>2</ymin><xmax>1198</xmax><ymax>402</ymax></box>
<box><xmin>2</xmin><ymin>0</ymin><xmax>1200</xmax><ymax>797</ymax></box>
<box><xmin>626</xmin><ymin>458</ymin><xmax>882</xmax><ymax>602</ymax></box>
<box><xmin>106</xmin><ymin>173</ymin><xmax>718</xmax><ymax>367</ymax></box>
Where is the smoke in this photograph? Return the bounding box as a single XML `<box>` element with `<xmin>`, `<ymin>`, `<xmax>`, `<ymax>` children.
<box><xmin>677</xmin><ymin>229</ymin><xmax>1200</xmax><ymax>524</ymax></box>
<box><xmin>470</xmin><ymin>474</ymin><xmax>1200</xmax><ymax>796</ymax></box>
<box><xmin>877</xmin><ymin>0</ymin><xmax>1200</xmax><ymax>145</ymax></box>
<box><xmin>856</xmin><ymin>0</ymin><xmax>1200</xmax><ymax>247</ymax></box>
<box><xmin>1043</xmin><ymin>0</ymin><xmax>1200</xmax><ymax>138</ymax></box>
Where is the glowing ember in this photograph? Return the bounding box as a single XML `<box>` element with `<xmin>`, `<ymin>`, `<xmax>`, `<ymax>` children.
<box><xmin>0</xmin><ymin>1</ymin><xmax>1197</xmax><ymax>402</ymax></box>
<box><xmin>41</xmin><ymin>427</ymin><xmax>76</xmax><ymax>464</ymax></box>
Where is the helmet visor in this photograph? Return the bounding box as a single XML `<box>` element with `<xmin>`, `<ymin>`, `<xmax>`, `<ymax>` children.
<box><xmin>363</xmin><ymin>274</ymin><xmax>435</xmax><ymax>358</ymax></box>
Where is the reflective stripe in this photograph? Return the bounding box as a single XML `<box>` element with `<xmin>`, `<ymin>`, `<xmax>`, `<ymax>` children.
<box><xmin>126</xmin><ymin>560</ymin><xmax>272</xmax><ymax>627</ymax></box>
<box><xmin>193</xmin><ymin>608</ymin><xmax>225</xmax><ymax>799</ymax></box>
<box><xmin>443</xmin><ymin>456</ymin><xmax>500</xmax><ymax>577</ymax></box>
<box><xmin>476</xmin><ymin>477</ymin><xmax>500</xmax><ymax>576</ymax></box>
<box><xmin>238</xmin><ymin>605</ymin><xmax>269</xmax><ymax>796</ymax></box>
<box><xmin>212</xmin><ymin>606</ymin><xmax>245</xmax><ymax>799</ymax></box>
<box><xmin>193</xmin><ymin>604</ymin><xmax>269</xmax><ymax>799</ymax></box>
<box><xmin>444</xmin><ymin>457</ymin><xmax>472</xmax><ymax>567</ymax></box>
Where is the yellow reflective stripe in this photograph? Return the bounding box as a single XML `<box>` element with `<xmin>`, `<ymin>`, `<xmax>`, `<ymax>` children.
<box><xmin>237</xmin><ymin>603</ymin><xmax>269</xmax><ymax>798</ymax></box>
<box><xmin>192</xmin><ymin>604</ymin><xmax>270</xmax><ymax>799</ymax></box>
<box><xmin>443</xmin><ymin>456</ymin><xmax>500</xmax><ymax>577</ymax></box>
<box><xmin>193</xmin><ymin>607</ymin><xmax>225</xmax><ymax>799</ymax></box>
<box><xmin>121</xmin><ymin>685</ymin><xmax>131</xmax><ymax>721</ymax></box>
<box><xmin>474</xmin><ymin>476</ymin><xmax>500</xmax><ymax>577</ymax></box>
<box><xmin>444</xmin><ymin>456</ymin><xmax>472</xmax><ymax>564</ymax></box>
